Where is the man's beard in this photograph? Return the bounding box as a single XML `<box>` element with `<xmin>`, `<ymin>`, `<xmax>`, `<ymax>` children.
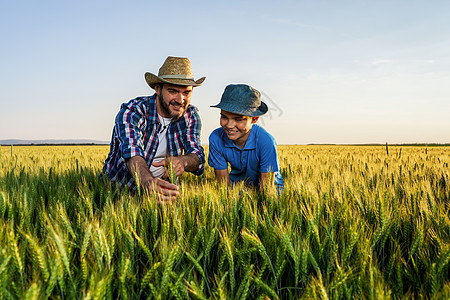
<box><xmin>159</xmin><ymin>92</ymin><xmax>186</xmax><ymax>120</ymax></box>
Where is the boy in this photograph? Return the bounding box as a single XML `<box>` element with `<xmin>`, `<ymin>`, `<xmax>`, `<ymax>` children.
<box><xmin>208</xmin><ymin>84</ymin><xmax>284</xmax><ymax>192</ymax></box>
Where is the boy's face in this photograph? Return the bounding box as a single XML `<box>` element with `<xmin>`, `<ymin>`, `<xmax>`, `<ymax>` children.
<box><xmin>220</xmin><ymin>110</ymin><xmax>258</xmax><ymax>147</ymax></box>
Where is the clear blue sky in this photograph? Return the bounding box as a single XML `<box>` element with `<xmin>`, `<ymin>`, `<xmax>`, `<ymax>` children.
<box><xmin>1</xmin><ymin>0</ymin><xmax>449</xmax><ymax>144</ymax></box>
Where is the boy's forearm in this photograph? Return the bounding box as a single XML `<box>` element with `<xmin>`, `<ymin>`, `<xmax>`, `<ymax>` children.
<box><xmin>260</xmin><ymin>172</ymin><xmax>275</xmax><ymax>192</ymax></box>
<box><xmin>214</xmin><ymin>169</ymin><xmax>231</xmax><ymax>185</ymax></box>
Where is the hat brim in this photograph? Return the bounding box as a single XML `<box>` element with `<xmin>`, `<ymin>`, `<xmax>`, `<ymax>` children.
<box><xmin>211</xmin><ymin>101</ymin><xmax>268</xmax><ymax>117</ymax></box>
<box><xmin>145</xmin><ymin>72</ymin><xmax>205</xmax><ymax>89</ymax></box>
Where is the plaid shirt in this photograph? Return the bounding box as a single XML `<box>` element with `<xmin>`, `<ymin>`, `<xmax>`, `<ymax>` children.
<box><xmin>103</xmin><ymin>94</ymin><xmax>205</xmax><ymax>190</ymax></box>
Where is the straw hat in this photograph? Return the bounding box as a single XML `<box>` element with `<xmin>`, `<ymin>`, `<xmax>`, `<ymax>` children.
<box><xmin>211</xmin><ymin>84</ymin><xmax>268</xmax><ymax>117</ymax></box>
<box><xmin>145</xmin><ymin>56</ymin><xmax>206</xmax><ymax>89</ymax></box>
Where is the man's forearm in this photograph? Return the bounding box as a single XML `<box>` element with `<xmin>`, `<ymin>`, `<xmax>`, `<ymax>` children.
<box><xmin>126</xmin><ymin>156</ymin><xmax>153</xmax><ymax>184</ymax></box>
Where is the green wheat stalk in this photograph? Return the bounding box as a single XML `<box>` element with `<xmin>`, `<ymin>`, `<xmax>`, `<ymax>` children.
<box><xmin>168</xmin><ymin>159</ymin><xmax>177</xmax><ymax>185</ymax></box>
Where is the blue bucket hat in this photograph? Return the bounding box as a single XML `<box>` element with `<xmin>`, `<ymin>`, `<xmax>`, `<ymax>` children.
<box><xmin>211</xmin><ymin>84</ymin><xmax>268</xmax><ymax>117</ymax></box>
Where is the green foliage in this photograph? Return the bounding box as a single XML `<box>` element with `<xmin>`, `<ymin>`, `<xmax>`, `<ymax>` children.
<box><xmin>0</xmin><ymin>145</ymin><xmax>449</xmax><ymax>298</ymax></box>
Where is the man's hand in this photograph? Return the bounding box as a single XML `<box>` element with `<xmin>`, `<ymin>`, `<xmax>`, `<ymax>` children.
<box><xmin>142</xmin><ymin>177</ymin><xmax>179</xmax><ymax>203</ymax></box>
<box><xmin>152</xmin><ymin>156</ymin><xmax>185</xmax><ymax>179</ymax></box>
<box><xmin>127</xmin><ymin>156</ymin><xmax>179</xmax><ymax>203</ymax></box>
<box><xmin>152</xmin><ymin>154</ymin><xmax>200</xmax><ymax>179</ymax></box>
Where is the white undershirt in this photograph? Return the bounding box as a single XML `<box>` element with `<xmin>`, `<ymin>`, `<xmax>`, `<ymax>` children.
<box><xmin>149</xmin><ymin>114</ymin><xmax>172</xmax><ymax>178</ymax></box>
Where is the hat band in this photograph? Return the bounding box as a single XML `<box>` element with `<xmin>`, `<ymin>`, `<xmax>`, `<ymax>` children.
<box><xmin>159</xmin><ymin>74</ymin><xmax>194</xmax><ymax>80</ymax></box>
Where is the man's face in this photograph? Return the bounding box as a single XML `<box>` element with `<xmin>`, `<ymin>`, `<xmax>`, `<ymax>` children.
<box><xmin>155</xmin><ymin>83</ymin><xmax>193</xmax><ymax>119</ymax></box>
<box><xmin>220</xmin><ymin>109</ymin><xmax>258</xmax><ymax>147</ymax></box>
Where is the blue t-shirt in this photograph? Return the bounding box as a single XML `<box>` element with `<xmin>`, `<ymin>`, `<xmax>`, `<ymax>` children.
<box><xmin>208</xmin><ymin>124</ymin><xmax>284</xmax><ymax>189</ymax></box>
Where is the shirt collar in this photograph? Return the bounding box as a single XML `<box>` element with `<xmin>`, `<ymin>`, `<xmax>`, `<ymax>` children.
<box><xmin>223</xmin><ymin>124</ymin><xmax>258</xmax><ymax>150</ymax></box>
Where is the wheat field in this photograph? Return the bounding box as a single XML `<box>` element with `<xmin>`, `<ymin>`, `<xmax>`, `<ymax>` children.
<box><xmin>0</xmin><ymin>145</ymin><xmax>449</xmax><ymax>299</ymax></box>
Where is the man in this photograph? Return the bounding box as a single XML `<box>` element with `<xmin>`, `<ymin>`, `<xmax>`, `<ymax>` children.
<box><xmin>103</xmin><ymin>56</ymin><xmax>206</xmax><ymax>202</ymax></box>
<box><xmin>208</xmin><ymin>84</ymin><xmax>284</xmax><ymax>193</ymax></box>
